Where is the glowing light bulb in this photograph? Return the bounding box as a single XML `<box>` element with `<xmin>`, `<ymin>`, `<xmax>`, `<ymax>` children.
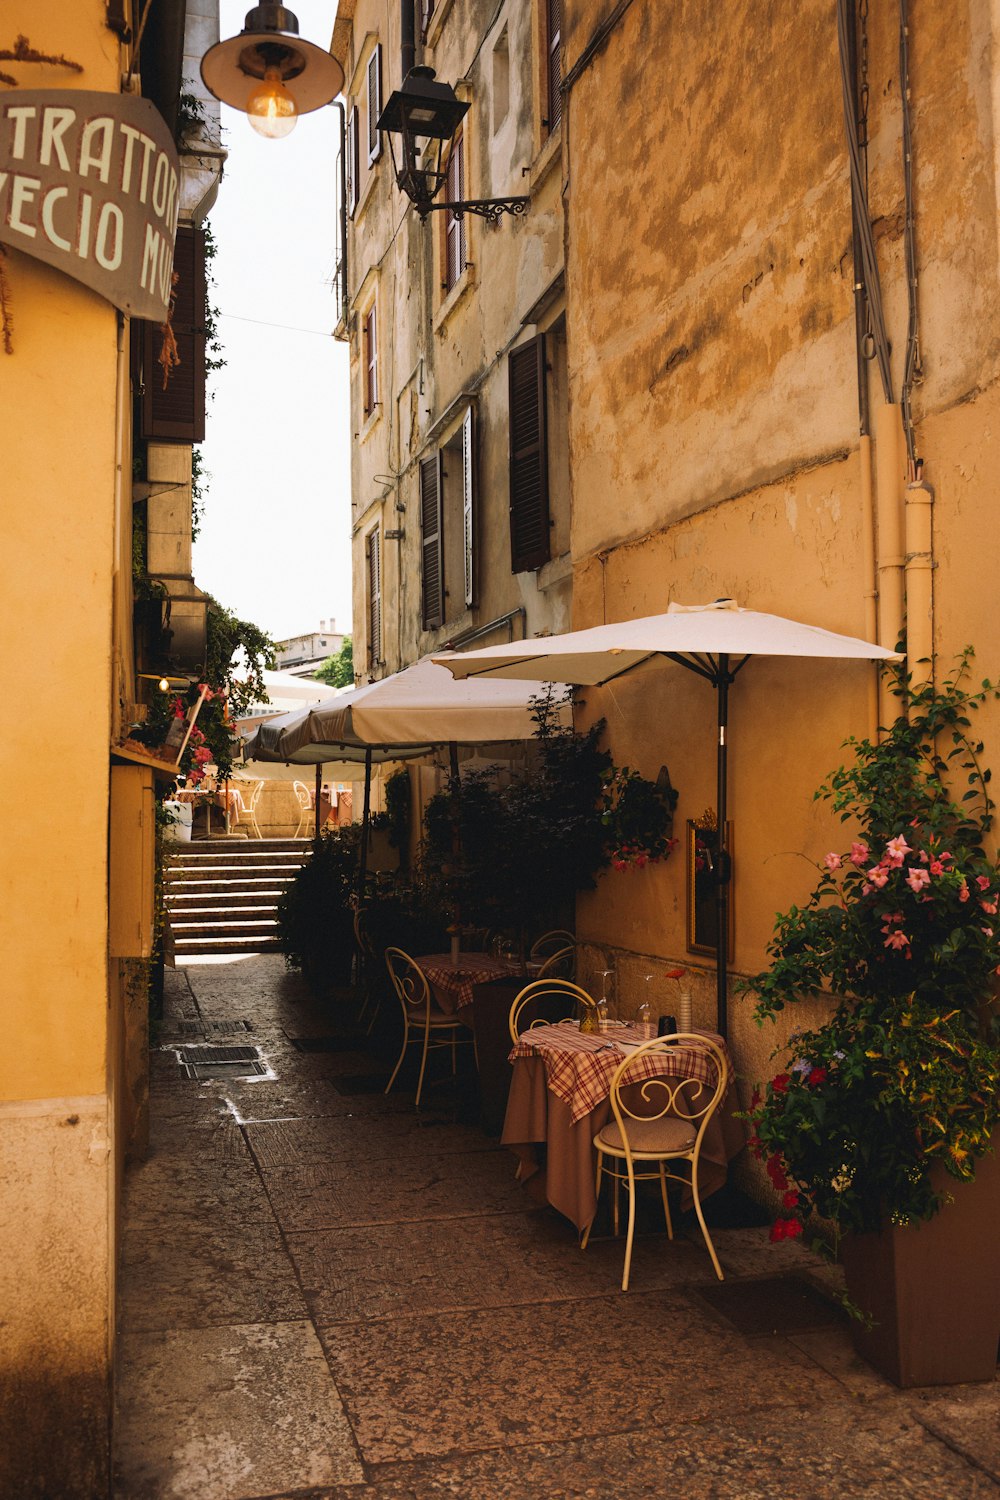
<box><xmin>158</xmin><ymin>677</ymin><xmax>171</xmax><ymax>693</ymax></box>
<box><xmin>246</xmin><ymin>66</ymin><xmax>298</xmax><ymax>139</ymax></box>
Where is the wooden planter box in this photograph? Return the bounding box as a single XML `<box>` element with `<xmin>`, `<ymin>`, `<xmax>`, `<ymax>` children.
<box><xmin>841</xmin><ymin>1140</ymin><xmax>1000</xmax><ymax>1387</ymax></box>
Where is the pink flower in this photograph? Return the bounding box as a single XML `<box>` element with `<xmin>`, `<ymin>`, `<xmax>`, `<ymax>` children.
<box><xmin>918</xmin><ymin>850</ymin><xmax>930</xmax><ymax>864</ymax></box>
<box><xmin>959</xmin><ymin>881</ymin><xmax>970</xmax><ymax>903</ymax></box>
<box><xmin>982</xmin><ymin>927</ymin><xmax>994</xmax><ymax>938</ymax></box>
<box><xmin>861</xmin><ymin>882</ymin><xmax>874</xmax><ymax>895</ymax></box>
<box><xmin>929</xmin><ymin>860</ymin><xmax>945</xmax><ymax>876</ymax></box>
<box><xmin>884</xmin><ymin>930</ymin><xmax>910</xmax><ymax>951</ymax></box>
<box><xmin>976</xmin><ymin>875</ymin><xmax>991</xmax><ymax>891</ymax></box>
<box><xmin>981</xmin><ymin>900</ymin><xmax>998</xmax><ymax>916</ymax></box>
<box><xmin>849</xmin><ymin>841</ymin><xmax>870</xmax><ymax>866</ymax></box>
<box><xmin>880</xmin><ymin>910</ymin><xmax>904</xmax><ymax>928</ymax></box>
<box><xmin>906</xmin><ymin>868</ymin><xmax>931</xmax><ymax>893</ymax></box>
<box><xmin>885</xmin><ymin>835</ymin><xmax>911</xmax><ymax>867</ymax></box>
<box><xmin>824</xmin><ymin>852</ymin><xmax>842</xmax><ymax>871</ymax></box>
<box><xmin>868</xmin><ymin>866</ymin><xmax>890</xmax><ymax>889</ymax></box>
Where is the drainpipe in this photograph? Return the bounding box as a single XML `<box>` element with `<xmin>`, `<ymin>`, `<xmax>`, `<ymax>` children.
<box><xmin>401</xmin><ymin>0</ymin><xmax>415</xmax><ymax>78</ymax></box>
<box><xmin>875</xmin><ymin>403</ymin><xmax>905</xmax><ymax>727</ymax></box>
<box><xmin>904</xmin><ymin>474</ymin><xmax>934</xmax><ymax>707</ymax></box>
<box><xmin>859</xmin><ymin>435</ymin><xmax>879</xmax><ymax>736</ymax></box>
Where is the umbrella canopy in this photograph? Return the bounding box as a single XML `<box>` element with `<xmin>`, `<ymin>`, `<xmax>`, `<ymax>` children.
<box><xmin>246</xmin><ymin>655</ymin><xmax>570</xmax><ymax>762</ymax></box>
<box><xmin>435</xmin><ymin>600</ymin><xmax>903</xmax><ymax>1035</ymax></box>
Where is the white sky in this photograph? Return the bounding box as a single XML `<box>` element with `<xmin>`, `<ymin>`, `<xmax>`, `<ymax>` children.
<box><xmin>193</xmin><ymin>1</ymin><xmax>352</xmax><ymax>646</ymax></box>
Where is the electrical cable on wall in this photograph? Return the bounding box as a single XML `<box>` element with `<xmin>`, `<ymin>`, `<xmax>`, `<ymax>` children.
<box><xmin>898</xmin><ymin>0</ymin><xmax>922</xmax><ymax>475</ymax></box>
<box><xmin>836</xmin><ymin>0</ymin><xmax>894</xmax><ymax>405</ymax></box>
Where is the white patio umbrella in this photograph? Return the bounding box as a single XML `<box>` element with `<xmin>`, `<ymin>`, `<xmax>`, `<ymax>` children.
<box><xmin>435</xmin><ymin>599</ymin><xmax>903</xmax><ymax>1035</ymax></box>
<box><xmin>245</xmin><ymin>655</ymin><xmax>571</xmax><ymax>877</ymax></box>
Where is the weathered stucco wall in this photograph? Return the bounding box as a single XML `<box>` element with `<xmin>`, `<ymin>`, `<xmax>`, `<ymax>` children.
<box><xmin>0</xmin><ymin>4</ymin><xmax>124</xmax><ymax>1491</ymax></box>
<box><xmin>340</xmin><ymin>0</ymin><xmax>570</xmax><ymax>675</ymax></box>
<box><xmin>561</xmin><ymin>0</ymin><xmax>1000</xmax><ymax>1165</ymax></box>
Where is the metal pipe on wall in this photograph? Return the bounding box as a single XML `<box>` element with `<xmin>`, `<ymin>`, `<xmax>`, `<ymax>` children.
<box><xmin>401</xmin><ymin>0</ymin><xmax>415</xmax><ymax>79</ymax></box>
<box><xmin>904</xmin><ymin>478</ymin><xmax>934</xmax><ymax>706</ymax></box>
<box><xmin>875</xmin><ymin>404</ymin><xmax>906</xmax><ymax>726</ymax></box>
<box><xmin>859</xmin><ymin>434</ymin><xmax>879</xmax><ymax>737</ymax></box>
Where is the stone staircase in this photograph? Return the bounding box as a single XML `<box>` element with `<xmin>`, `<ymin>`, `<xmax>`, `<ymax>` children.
<box><xmin>164</xmin><ymin>838</ymin><xmax>309</xmax><ymax>959</ymax></box>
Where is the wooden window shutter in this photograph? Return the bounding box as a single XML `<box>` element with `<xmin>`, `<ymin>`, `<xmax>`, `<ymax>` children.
<box><xmin>367</xmin><ymin>45</ymin><xmax>383</xmax><ymax>164</ymax></box>
<box><xmin>363</xmin><ymin>305</ymin><xmax>378</xmax><ymax>415</ymax></box>
<box><xmin>347</xmin><ymin>105</ymin><xmax>359</xmax><ymax>215</ymax></box>
<box><xmin>140</xmin><ymin>224</ymin><xmax>206</xmax><ymax>443</ymax></box>
<box><xmin>420</xmin><ymin>0</ymin><xmax>436</xmax><ymax>37</ymax></box>
<box><xmin>508</xmin><ymin>336</ymin><xmax>550</xmax><ymax>572</ymax></box>
<box><xmin>367</xmin><ymin>528</ymin><xmax>382</xmax><ymax>667</ymax></box>
<box><xmin>444</xmin><ymin>135</ymin><xmax>466</xmax><ymax>292</ymax></box>
<box><xmin>546</xmin><ymin>0</ymin><xmax>563</xmax><ymax>133</ymax></box>
<box><xmin>462</xmin><ymin>406</ymin><xmax>476</xmax><ymax>607</ymax></box>
<box><xmin>420</xmin><ymin>452</ymin><xmax>445</xmax><ymax>630</ymax></box>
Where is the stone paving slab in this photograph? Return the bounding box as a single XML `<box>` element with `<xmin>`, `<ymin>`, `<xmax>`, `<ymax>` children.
<box><xmin>120</xmin><ymin>1220</ymin><xmax>308</xmax><ymax>1332</ymax></box>
<box><xmin>289</xmin><ymin>1209</ymin><xmax>729</xmax><ymax>1325</ymax></box>
<box><xmin>315</xmin><ymin>1291</ymin><xmax>845</xmax><ymax>1465</ymax></box>
<box><xmin>259</xmin><ymin>1147</ymin><xmax>528</xmax><ymax>1231</ymax></box>
<box><xmin>265</xmin><ymin>1399</ymin><xmax>1000</xmax><ymax>1499</ymax></box>
<box><xmin>245</xmin><ymin>1111</ymin><xmax>496</xmax><ymax>1167</ymax></box>
<box><xmin>114</xmin><ymin>1320</ymin><xmax>364</xmax><ymax>1499</ymax></box>
<box><xmin>122</xmin><ymin>1153</ymin><xmax>278</xmax><ymax>1231</ymax></box>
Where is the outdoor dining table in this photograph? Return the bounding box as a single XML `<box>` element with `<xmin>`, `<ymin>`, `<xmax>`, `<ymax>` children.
<box><xmin>415</xmin><ymin>951</ymin><xmax>526</xmax><ymax>1013</ymax></box>
<box><xmin>502</xmin><ymin>1021</ymin><xmax>746</xmax><ymax>1233</ymax></box>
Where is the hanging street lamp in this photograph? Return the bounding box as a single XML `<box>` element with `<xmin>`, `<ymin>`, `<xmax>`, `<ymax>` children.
<box><xmin>200</xmin><ymin>4</ymin><xmax>344</xmax><ymax>139</ymax></box>
<box><xmin>377</xmin><ymin>66</ymin><xmax>529</xmax><ymax>224</ymax></box>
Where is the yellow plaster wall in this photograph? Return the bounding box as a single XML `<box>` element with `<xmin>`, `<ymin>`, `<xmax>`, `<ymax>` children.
<box><xmin>560</xmin><ymin>0</ymin><xmax>1000</xmax><ymax>1192</ymax></box>
<box><xmin>0</xmin><ymin>6</ymin><xmax>127</xmax><ymax>1490</ymax></box>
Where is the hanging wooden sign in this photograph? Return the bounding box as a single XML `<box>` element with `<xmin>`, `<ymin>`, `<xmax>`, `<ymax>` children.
<box><xmin>0</xmin><ymin>89</ymin><xmax>180</xmax><ymax>319</ymax></box>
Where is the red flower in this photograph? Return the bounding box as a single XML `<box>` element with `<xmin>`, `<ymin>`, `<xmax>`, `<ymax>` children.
<box><xmin>784</xmin><ymin>1218</ymin><xmax>804</xmax><ymax>1239</ymax></box>
<box><xmin>770</xmin><ymin>1073</ymin><xmax>790</xmax><ymax>1094</ymax></box>
<box><xmin>765</xmin><ymin>1155</ymin><xmax>789</xmax><ymax>1191</ymax></box>
<box><xmin>782</xmin><ymin>1190</ymin><xmax>800</xmax><ymax>1209</ymax></box>
<box><xmin>808</xmin><ymin>1066</ymin><xmax>827</xmax><ymax>1087</ymax></box>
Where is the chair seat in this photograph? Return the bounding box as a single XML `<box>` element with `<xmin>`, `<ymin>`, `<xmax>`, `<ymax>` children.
<box><xmin>595</xmin><ymin>1115</ymin><xmax>696</xmax><ymax>1156</ymax></box>
<box><xmin>422</xmin><ymin>1009</ymin><xmax>468</xmax><ymax>1028</ymax></box>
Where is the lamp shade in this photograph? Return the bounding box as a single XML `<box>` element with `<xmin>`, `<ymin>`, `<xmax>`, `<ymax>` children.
<box><xmin>201</xmin><ymin>3</ymin><xmax>344</xmax><ymax>117</ymax></box>
<box><xmin>376</xmin><ymin>66</ymin><xmax>469</xmax><ymax>141</ymax></box>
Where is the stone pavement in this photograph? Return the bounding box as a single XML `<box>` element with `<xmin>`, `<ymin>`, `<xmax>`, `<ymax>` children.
<box><xmin>113</xmin><ymin>955</ymin><xmax>1000</xmax><ymax>1500</ymax></box>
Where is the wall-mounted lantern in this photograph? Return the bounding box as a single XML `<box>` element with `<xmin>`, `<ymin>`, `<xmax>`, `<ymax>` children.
<box><xmin>377</xmin><ymin>66</ymin><xmax>529</xmax><ymax>224</ymax></box>
<box><xmin>200</xmin><ymin>4</ymin><xmax>344</xmax><ymax>138</ymax></box>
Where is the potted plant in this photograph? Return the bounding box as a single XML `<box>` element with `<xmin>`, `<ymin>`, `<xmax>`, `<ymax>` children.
<box><xmin>743</xmin><ymin>653</ymin><xmax>1000</xmax><ymax>1386</ymax></box>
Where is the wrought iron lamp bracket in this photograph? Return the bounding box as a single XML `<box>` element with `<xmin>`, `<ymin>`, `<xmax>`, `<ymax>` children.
<box><xmin>416</xmin><ymin>195</ymin><xmax>530</xmax><ymax>225</ymax></box>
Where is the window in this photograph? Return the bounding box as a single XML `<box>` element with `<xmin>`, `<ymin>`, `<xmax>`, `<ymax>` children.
<box><xmin>367</xmin><ymin>44</ymin><xmax>383</xmax><ymax>165</ymax></box>
<box><xmin>545</xmin><ymin>0</ymin><xmax>563</xmax><ymax>134</ymax></box>
<box><xmin>508</xmin><ymin>336</ymin><xmax>550</xmax><ymax>572</ymax></box>
<box><xmin>420</xmin><ymin>407</ymin><xmax>476</xmax><ymax>628</ymax></box>
<box><xmin>492</xmin><ymin>28</ymin><xmax>510</xmax><ymax>133</ymax></box>
<box><xmin>347</xmin><ymin>104</ymin><xmax>360</xmax><ymax>216</ymax></box>
<box><xmin>461</xmin><ymin>406</ymin><xmax>476</xmax><ymax>607</ymax></box>
<box><xmin>139</xmin><ymin>224</ymin><xmax>206</xmax><ymax>443</ymax></box>
<box><xmin>367</xmin><ymin>527</ymin><xmax>382</xmax><ymax>669</ymax></box>
<box><xmin>443</xmin><ymin>132</ymin><xmax>466</xmax><ymax>293</ymax></box>
<box><xmin>420</xmin><ymin>453</ymin><xmax>444</xmax><ymax>630</ymax></box>
<box><xmin>363</xmin><ymin>303</ymin><xmax>378</xmax><ymax>417</ymax></box>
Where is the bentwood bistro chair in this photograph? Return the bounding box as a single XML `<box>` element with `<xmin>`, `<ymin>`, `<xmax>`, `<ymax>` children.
<box><xmin>384</xmin><ymin>947</ymin><xmax>476</xmax><ymax>1110</ymax></box>
<box><xmin>508</xmin><ymin>979</ymin><xmax>598</xmax><ymax>1044</ymax></box>
<box><xmin>581</xmin><ymin>1033</ymin><xmax>730</xmax><ymax>1289</ymax></box>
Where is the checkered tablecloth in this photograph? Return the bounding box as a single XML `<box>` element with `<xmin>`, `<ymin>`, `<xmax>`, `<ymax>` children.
<box><xmin>417</xmin><ymin>953</ymin><xmax>523</xmax><ymax>1012</ymax></box>
<box><xmin>508</xmin><ymin>1023</ymin><xmax>732</xmax><ymax>1124</ymax></box>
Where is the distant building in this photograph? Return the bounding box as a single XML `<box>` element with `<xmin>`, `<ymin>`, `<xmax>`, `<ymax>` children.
<box><xmin>274</xmin><ymin>618</ymin><xmax>346</xmax><ymax>675</ymax></box>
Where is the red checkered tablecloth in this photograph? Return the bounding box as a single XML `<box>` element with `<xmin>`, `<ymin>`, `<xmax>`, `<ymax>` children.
<box><xmin>417</xmin><ymin>953</ymin><xmax>523</xmax><ymax>1012</ymax></box>
<box><xmin>509</xmin><ymin>1022</ymin><xmax>732</xmax><ymax>1124</ymax></box>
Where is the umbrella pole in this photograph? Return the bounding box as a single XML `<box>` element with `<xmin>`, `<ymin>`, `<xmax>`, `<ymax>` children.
<box><xmin>715</xmin><ymin>658</ymin><xmax>732</xmax><ymax>1038</ymax></box>
<box><xmin>314</xmin><ymin>763</ymin><xmax>322</xmax><ymax>840</ymax></box>
<box><xmin>358</xmin><ymin>748</ymin><xmax>373</xmax><ymax>898</ymax></box>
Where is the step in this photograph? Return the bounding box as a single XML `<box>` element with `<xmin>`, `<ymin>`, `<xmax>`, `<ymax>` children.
<box><xmin>170</xmin><ymin>919</ymin><xmax>279</xmax><ymax>938</ymax></box>
<box><xmin>165</xmin><ymin>881</ymin><xmax>294</xmax><ymax>899</ymax></box>
<box><xmin>165</xmin><ymin>892</ymin><xmax>284</xmax><ymax>911</ymax></box>
<box><xmin>172</xmin><ymin>934</ymin><xmax>282</xmax><ymax>954</ymax></box>
<box><xmin>183</xmin><ymin>838</ymin><xmax>312</xmax><ymax>854</ymax></box>
<box><xmin>166</xmin><ymin>858</ymin><xmax>305</xmax><ymax>875</ymax></box>
<box><xmin>167</xmin><ymin>905</ymin><xmax>279</xmax><ymax>923</ymax></box>
<box><xmin>166</xmin><ymin>858</ymin><xmax>307</xmax><ymax>870</ymax></box>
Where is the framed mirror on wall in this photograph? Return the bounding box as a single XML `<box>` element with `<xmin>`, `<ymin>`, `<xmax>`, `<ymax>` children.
<box><xmin>686</xmin><ymin>814</ymin><xmax>734</xmax><ymax>959</ymax></box>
